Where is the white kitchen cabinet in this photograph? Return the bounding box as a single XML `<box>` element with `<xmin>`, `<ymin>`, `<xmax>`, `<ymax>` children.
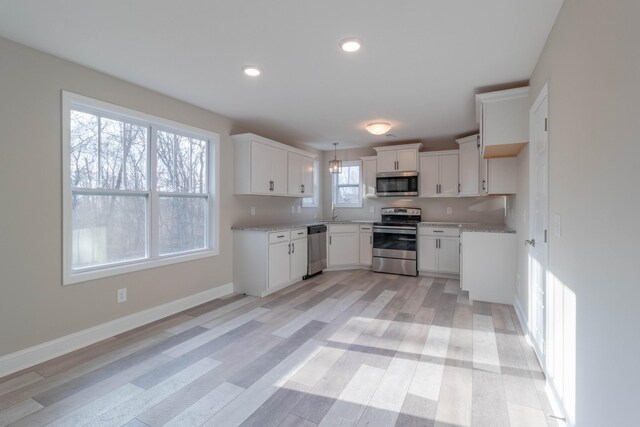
<box><xmin>287</xmin><ymin>152</ymin><xmax>314</xmax><ymax>197</ymax></box>
<box><xmin>457</xmin><ymin>134</ymin><xmax>482</xmax><ymax>196</ymax></box>
<box><xmin>359</xmin><ymin>224</ymin><xmax>373</xmax><ymax>266</ymax></box>
<box><xmin>233</xmin><ymin>133</ymin><xmax>317</xmax><ymax>197</ymax></box>
<box><xmin>361</xmin><ymin>156</ymin><xmax>377</xmax><ymax>198</ymax></box>
<box><xmin>234</xmin><ymin>227</ymin><xmax>308</xmax><ymax>297</ymax></box>
<box><xmin>481</xmin><ymin>156</ymin><xmax>517</xmax><ymax>195</ymax></box>
<box><xmin>419</xmin><ymin>151</ymin><xmax>459</xmax><ymax>197</ymax></box>
<box><xmin>327</xmin><ymin>224</ymin><xmax>359</xmax><ymax>267</ymax></box>
<box><xmin>373</xmin><ymin>143</ymin><xmax>422</xmax><ymax>173</ymax></box>
<box><xmin>476</xmin><ymin>87</ymin><xmax>530</xmax><ymax>158</ymax></box>
<box><xmin>460</xmin><ymin>231</ymin><xmax>516</xmax><ymax>304</ymax></box>
<box><xmin>418</xmin><ymin>227</ymin><xmax>460</xmax><ymax>274</ymax></box>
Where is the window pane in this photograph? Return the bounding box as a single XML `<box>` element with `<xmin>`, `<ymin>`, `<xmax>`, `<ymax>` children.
<box><xmin>157</xmin><ymin>130</ymin><xmax>174</xmax><ymax>192</ymax></box>
<box><xmin>99</xmin><ymin>117</ymin><xmax>124</xmax><ymax>189</ymax></box>
<box><xmin>186</xmin><ymin>137</ymin><xmax>208</xmax><ymax>193</ymax></box>
<box><xmin>159</xmin><ymin>196</ymin><xmax>207</xmax><ymax>255</ymax></box>
<box><xmin>337</xmin><ymin>186</ymin><xmax>360</xmax><ymax>205</ymax></box>
<box><xmin>70</xmin><ymin>110</ymin><xmax>99</xmax><ymax>188</ymax></box>
<box><xmin>71</xmin><ymin>194</ymin><xmax>147</xmax><ymax>269</ymax></box>
<box><xmin>124</xmin><ymin>123</ymin><xmax>148</xmax><ymax>190</ymax></box>
<box><xmin>157</xmin><ymin>131</ymin><xmax>207</xmax><ymax>193</ymax></box>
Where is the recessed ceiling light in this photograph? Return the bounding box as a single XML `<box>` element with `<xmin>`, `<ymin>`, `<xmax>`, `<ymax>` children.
<box><xmin>366</xmin><ymin>122</ymin><xmax>392</xmax><ymax>135</ymax></box>
<box><xmin>242</xmin><ymin>65</ymin><xmax>261</xmax><ymax>77</ymax></box>
<box><xmin>339</xmin><ymin>37</ymin><xmax>361</xmax><ymax>53</ymax></box>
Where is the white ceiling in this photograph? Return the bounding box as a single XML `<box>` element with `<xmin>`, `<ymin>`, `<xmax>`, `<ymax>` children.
<box><xmin>0</xmin><ymin>0</ymin><xmax>563</xmax><ymax>150</ymax></box>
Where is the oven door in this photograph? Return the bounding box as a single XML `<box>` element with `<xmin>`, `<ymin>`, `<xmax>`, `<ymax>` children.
<box><xmin>372</xmin><ymin>226</ymin><xmax>417</xmax><ymax>260</ymax></box>
<box><xmin>376</xmin><ymin>175</ymin><xmax>418</xmax><ymax>197</ymax></box>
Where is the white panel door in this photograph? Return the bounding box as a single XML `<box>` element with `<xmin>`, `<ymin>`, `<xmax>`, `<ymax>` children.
<box><xmin>529</xmin><ymin>86</ymin><xmax>549</xmax><ymax>365</ymax></box>
<box><xmin>458</xmin><ymin>140</ymin><xmax>480</xmax><ymax>196</ymax></box>
<box><xmin>418</xmin><ymin>236</ymin><xmax>438</xmax><ymax>271</ymax></box>
<box><xmin>396</xmin><ymin>149</ymin><xmax>417</xmax><ymax>171</ymax></box>
<box><xmin>438</xmin><ymin>237</ymin><xmax>460</xmax><ymax>274</ymax></box>
<box><xmin>270</xmin><ymin>146</ymin><xmax>288</xmax><ymax>195</ymax></box>
<box><xmin>439</xmin><ymin>154</ymin><xmax>460</xmax><ymax>196</ymax></box>
<box><xmin>359</xmin><ymin>233</ymin><xmax>372</xmax><ymax>266</ymax></box>
<box><xmin>419</xmin><ymin>156</ymin><xmax>439</xmax><ymax>197</ymax></box>
<box><xmin>376</xmin><ymin>151</ymin><xmax>397</xmax><ymax>173</ymax></box>
<box><xmin>290</xmin><ymin>237</ymin><xmax>308</xmax><ymax>279</ymax></box>
<box><xmin>268</xmin><ymin>241</ymin><xmax>291</xmax><ymax>289</ymax></box>
<box><xmin>328</xmin><ymin>233</ymin><xmax>358</xmax><ymax>266</ymax></box>
<box><xmin>250</xmin><ymin>141</ymin><xmax>272</xmax><ymax>194</ymax></box>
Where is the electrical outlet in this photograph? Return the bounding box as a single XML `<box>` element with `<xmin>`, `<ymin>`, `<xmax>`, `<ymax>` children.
<box><xmin>250</xmin><ymin>207</ymin><xmax>256</xmax><ymax>216</ymax></box>
<box><xmin>369</xmin><ymin>205</ymin><xmax>375</xmax><ymax>213</ymax></box>
<box><xmin>291</xmin><ymin>205</ymin><xmax>295</xmax><ymax>214</ymax></box>
<box><xmin>446</xmin><ymin>207</ymin><xmax>453</xmax><ymax>215</ymax></box>
<box><xmin>297</xmin><ymin>205</ymin><xmax>301</xmax><ymax>214</ymax></box>
<box><xmin>117</xmin><ymin>288</ymin><xmax>127</xmax><ymax>303</ymax></box>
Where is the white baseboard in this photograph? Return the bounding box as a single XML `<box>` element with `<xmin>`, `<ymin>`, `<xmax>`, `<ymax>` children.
<box><xmin>0</xmin><ymin>283</ymin><xmax>233</xmax><ymax>378</ymax></box>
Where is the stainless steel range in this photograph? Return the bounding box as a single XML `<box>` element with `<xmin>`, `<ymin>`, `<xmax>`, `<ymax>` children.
<box><xmin>372</xmin><ymin>207</ymin><xmax>421</xmax><ymax>276</ymax></box>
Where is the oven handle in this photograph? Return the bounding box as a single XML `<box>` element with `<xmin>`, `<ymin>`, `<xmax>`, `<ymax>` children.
<box><xmin>373</xmin><ymin>227</ymin><xmax>417</xmax><ymax>235</ymax></box>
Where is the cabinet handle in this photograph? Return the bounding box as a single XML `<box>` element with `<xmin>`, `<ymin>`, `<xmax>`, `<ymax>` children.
<box><xmin>291</xmin><ymin>242</ymin><xmax>295</xmax><ymax>254</ymax></box>
<box><xmin>458</xmin><ymin>183</ymin><xmax>461</xmax><ymax>193</ymax></box>
<box><xmin>269</xmin><ymin>180</ymin><xmax>274</xmax><ymax>191</ymax></box>
<box><xmin>329</xmin><ymin>236</ymin><xmax>332</xmax><ymax>245</ymax></box>
<box><xmin>433</xmin><ymin>230</ymin><xmax>444</xmax><ymax>233</ymax></box>
<box><xmin>482</xmin><ymin>179</ymin><xmax>486</xmax><ymax>192</ymax></box>
<box><xmin>277</xmin><ymin>235</ymin><xmax>285</xmax><ymax>238</ymax></box>
<box><xmin>301</xmin><ymin>184</ymin><xmax>305</xmax><ymax>194</ymax></box>
<box><xmin>288</xmin><ymin>243</ymin><xmax>291</xmax><ymax>254</ymax></box>
<box><xmin>370</xmin><ymin>235</ymin><xmax>372</xmax><ymax>245</ymax></box>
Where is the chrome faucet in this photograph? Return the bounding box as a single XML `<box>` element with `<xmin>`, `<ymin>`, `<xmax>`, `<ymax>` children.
<box><xmin>332</xmin><ymin>208</ymin><xmax>338</xmax><ymax>221</ymax></box>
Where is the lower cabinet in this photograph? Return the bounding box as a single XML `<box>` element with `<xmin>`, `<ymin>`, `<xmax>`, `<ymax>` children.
<box><xmin>359</xmin><ymin>225</ymin><xmax>373</xmax><ymax>266</ymax></box>
<box><xmin>327</xmin><ymin>224</ymin><xmax>373</xmax><ymax>269</ymax></box>
<box><xmin>234</xmin><ymin>228</ymin><xmax>308</xmax><ymax>297</ymax></box>
<box><xmin>418</xmin><ymin>227</ymin><xmax>460</xmax><ymax>274</ymax></box>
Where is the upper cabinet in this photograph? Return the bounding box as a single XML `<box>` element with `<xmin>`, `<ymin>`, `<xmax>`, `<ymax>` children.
<box><xmin>361</xmin><ymin>156</ymin><xmax>377</xmax><ymax>198</ymax></box>
<box><xmin>373</xmin><ymin>143</ymin><xmax>422</xmax><ymax>173</ymax></box>
<box><xmin>481</xmin><ymin>157</ymin><xmax>517</xmax><ymax>195</ymax></box>
<box><xmin>476</xmin><ymin>87</ymin><xmax>530</xmax><ymax>159</ymax></box>
<box><xmin>457</xmin><ymin>134</ymin><xmax>482</xmax><ymax>196</ymax></box>
<box><xmin>232</xmin><ymin>133</ymin><xmax>316</xmax><ymax>197</ymax></box>
<box><xmin>419</xmin><ymin>151</ymin><xmax>459</xmax><ymax>197</ymax></box>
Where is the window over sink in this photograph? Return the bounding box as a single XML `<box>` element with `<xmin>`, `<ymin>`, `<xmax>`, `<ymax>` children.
<box><xmin>332</xmin><ymin>160</ymin><xmax>362</xmax><ymax>208</ymax></box>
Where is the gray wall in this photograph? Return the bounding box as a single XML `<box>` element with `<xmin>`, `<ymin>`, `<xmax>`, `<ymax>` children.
<box><xmin>509</xmin><ymin>1</ymin><xmax>640</xmax><ymax>425</ymax></box>
<box><xmin>0</xmin><ymin>37</ymin><xmax>320</xmax><ymax>357</ymax></box>
<box><xmin>321</xmin><ymin>148</ymin><xmax>507</xmax><ymax>224</ymax></box>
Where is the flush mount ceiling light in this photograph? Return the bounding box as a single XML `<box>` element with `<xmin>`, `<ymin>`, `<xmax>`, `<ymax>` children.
<box><xmin>365</xmin><ymin>122</ymin><xmax>392</xmax><ymax>135</ymax></box>
<box><xmin>339</xmin><ymin>37</ymin><xmax>361</xmax><ymax>52</ymax></box>
<box><xmin>329</xmin><ymin>143</ymin><xmax>342</xmax><ymax>174</ymax></box>
<box><xmin>242</xmin><ymin>65</ymin><xmax>261</xmax><ymax>77</ymax></box>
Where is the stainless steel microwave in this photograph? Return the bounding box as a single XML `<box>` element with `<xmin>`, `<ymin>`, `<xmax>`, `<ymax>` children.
<box><xmin>376</xmin><ymin>172</ymin><xmax>419</xmax><ymax>197</ymax></box>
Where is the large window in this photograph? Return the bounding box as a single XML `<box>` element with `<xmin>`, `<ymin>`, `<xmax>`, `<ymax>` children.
<box><xmin>63</xmin><ymin>92</ymin><xmax>219</xmax><ymax>285</ymax></box>
<box><xmin>302</xmin><ymin>160</ymin><xmax>320</xmax><ymax>208</ymax></box>
<box><xmin>332</xmin><ymin>160</ymin><xmax>362</xmax><ymax>208</ymax></box>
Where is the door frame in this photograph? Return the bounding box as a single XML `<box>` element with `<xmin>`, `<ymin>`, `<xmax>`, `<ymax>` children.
<box><xmin>528</xmin><ymin>82</ymin><xmax>549</xmax><ymax>366</ymax></box>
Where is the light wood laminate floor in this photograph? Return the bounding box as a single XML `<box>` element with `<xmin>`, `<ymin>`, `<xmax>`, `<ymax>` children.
<box><xmin>0</xmin><ymin>270</ymin><xmax>559</xmax><ymax>426</ymax></box>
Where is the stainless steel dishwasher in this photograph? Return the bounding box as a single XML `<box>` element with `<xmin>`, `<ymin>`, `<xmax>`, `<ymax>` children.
<box><xmin>304</xmin><ymin>224</ymin><xmax>327</xmax><ymax>279</ymax></box>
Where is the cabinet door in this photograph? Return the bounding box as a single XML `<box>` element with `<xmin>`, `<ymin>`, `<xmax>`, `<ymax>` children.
<box><xmin>439</xmin><ymin>153</ymin><xmax>459</xmax><ymax>196</ymax></box>
<box><xmin>487</xmin><ymin>157</ymin><xmax>517</xmax><ymax>195</ymax></box>
<box><xmin>270</xmin><ymin>146</ymin><xmax>288</xmax><ymax>195</ymax></box>
<box><xmin>418</xmin><ymin>236</ymin><xmax>438</xmax><ymax>271</ymax></box>
<box><xmin>438</xmin><ymin>237</ymin><xmax>460</xmax><ymax>273</ymax></box>
<box><xmin>419</xmin><ymin>156</ymin><xmax>439</xmax><ymax>197</ymax></box>
<box><xmin>458</xmin><ymin>140</ymin><xmax>480</xmax><ymax>196</ymax></box>
<box><xmin>396</xmin><ymin>149</ymin><xmax>417</xmax><ymax>171</ymax></box>
<box><xmin>290</xmin><ymin>237</ymin><xmax>308</xmax><ymax>279</ymax></box>
<box><xmin>268</xmin><ymin>241</ymin><xmax>291</xmax><ymax>289</ymax></box>
<box><xmin>362</xmin><ymin>159</ymin><xmax>377</xmax><ymax>198</ymax></box>
<box><xmin>328</xmin><ymin>233</ymin><xmax>359</xmax><ymax>266</ymax></box>
<box><xmin>480</xmin><ymin>158</ymin><xmax>489</xmax><ymax>195</ymax></box>
<box><xmin>359</xmin><ymin>233</ymin><xmax>372</xmax><ymax>266</ymax></box>
<box><xmin>287</xmin><ymin>152</ymin><xmax>302</xmax><ymax>196</ymax></box>
<box><xmin>376</xmin><ymin>151</ymin><xmax>397</xmax><ymax>173</ymax></box>
<box><xmin>300</xmin><ymin>156</ymin><xmax>314</xmax><ymax>197</ymax></box>
<box><xmin>250</xmin><ymin>141</ymin><xmax>272</xmax><ymax>194</ymax></box>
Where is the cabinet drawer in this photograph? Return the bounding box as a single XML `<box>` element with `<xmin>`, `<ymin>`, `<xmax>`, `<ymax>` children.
<box><xmin>290</xmin><ymin>228</ymin><xmax>307</xmax><ymax>239</ymax></box>
<box><xmin>268</xmin><ymin>231</ymin><xmax>290</xmax><ymax>243</ymax></box>
<box><xmin>359</xmin><ymin>224</ymin><xmax>373</xmax><ymax>232</ymax></box>
<box><xmin>419</xmin><ymin>227</ymin><xmax>460</xmax><ymax>237</ymax></box>
<box><xmin>329</xmin><ymin>224</ymin><xmax>359</xmax><ymax>234</ymax></box>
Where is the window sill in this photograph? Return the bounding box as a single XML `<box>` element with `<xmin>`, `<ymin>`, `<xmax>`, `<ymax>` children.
<box><xmin>63</xmin><ymin>249</ymin><xmax>219</xmax><ymax>286</ymax></box>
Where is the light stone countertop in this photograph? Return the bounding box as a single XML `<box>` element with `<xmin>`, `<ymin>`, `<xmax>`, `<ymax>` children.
<box><xmin>419</xmin><ymin>222</ymin><xmax>515</xmax><ymax>234</ymax></box>
<box><xmin>231</xmin><ymin>220</ymin><xmax>375</xmax><ymax>232</ymax></box>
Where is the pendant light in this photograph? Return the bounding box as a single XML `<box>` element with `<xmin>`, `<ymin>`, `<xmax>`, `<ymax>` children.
<box><xmin>329</xmin><ymin>143</ymin><xmax>342</xmax><ymax>174</ymax></box>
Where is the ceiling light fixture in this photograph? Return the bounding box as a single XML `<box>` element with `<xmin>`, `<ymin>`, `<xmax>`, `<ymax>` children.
<box><xmin>365</xmin><ymin>122</ymin><xmax>392</xmax><ymax>135</ymax></box>
<box><xmin>339</xmin><ymin>37</ymin><xmax>361</xmax><ymax>52</ymax></box>
<box><xmin>329</xmin><ymin>143</ymin><xmax>342</xmax><ymax>174</ymax></box>
<box><xmin>242</xmin><ymin>65</ymin><xmax>261</xmax><ymax>77</ymax></box>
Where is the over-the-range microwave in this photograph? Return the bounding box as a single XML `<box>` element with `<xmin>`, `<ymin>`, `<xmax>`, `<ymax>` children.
<box><xmin>376</xmin><ymin>172</ymin><xmax>419</xmax><ymax>197</ymax></box>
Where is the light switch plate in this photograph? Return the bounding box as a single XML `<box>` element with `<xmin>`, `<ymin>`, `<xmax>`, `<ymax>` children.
<box><xmin>553</xmin><ymin>213</ymin><xmax>562</xmax><ymax>236</ymax></box>
<box><xmin>117</xmin><ymin>288</ymin><xmax>127</xmax><ymax>303</ymax></box>
<box><xmin>446</xmin><ymin>207</ymin><xmax>452</xmax><ymax>215</ymax></box>
<box><xmin>250</xmin><ymin>207</ymin><xmax>256</xmax><ymax>216</ymax></box>
<box><xmin>369</xmin><ymin>206</ymin><xmax>375</xmax><ymax>213</ymax></box>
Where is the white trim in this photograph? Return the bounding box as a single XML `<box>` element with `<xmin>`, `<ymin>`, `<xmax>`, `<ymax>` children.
<box><xmin>62</xmin><ymin>91</ymin><xmax>220</xmax><ymax>285</ymax></box>
<box><xmin>372</xmin><ymin>142</ymin><xmax>423</xmax><ymax>153</ymax></box>
<box><xmin>0</xmin><ymin>283</ymin><xmax>233</xmax><ymax>378</ymax></box>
